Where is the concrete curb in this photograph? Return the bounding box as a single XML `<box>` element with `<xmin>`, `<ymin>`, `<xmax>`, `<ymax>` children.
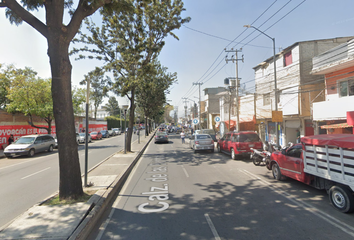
<box><xmin>68</xmin><ymin>132</ymin><xmax>155</xmax><ymax>240</ymax></box>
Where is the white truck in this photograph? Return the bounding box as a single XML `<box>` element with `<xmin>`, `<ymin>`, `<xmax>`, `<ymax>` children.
<box><xmin>269</xmin><ymin>134</ymin><xmax>354</xmax><ymax>213</ymax></box>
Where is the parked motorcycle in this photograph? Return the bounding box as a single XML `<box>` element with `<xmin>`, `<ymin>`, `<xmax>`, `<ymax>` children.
<box><xmin>250</xmin><ymin>148</ymin><xmax>271</xmax><ymax>166</ymax></box>
<box><xmin>251</xmin><ymin>141</ymin><xmax>283</xmax><ymax>167</ymax></box>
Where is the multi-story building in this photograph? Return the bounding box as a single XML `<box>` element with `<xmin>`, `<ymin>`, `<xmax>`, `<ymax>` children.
<box><xmin>252</xmin><ymin>37</ymin><xmax>354</xmax><ymax>145</ymax></box>
<box><xmin>311</xmin><ymin>38</ymin><xmax>354</xmax><ymax>134</ymax></box>
<box><xmin>202</xmin><ymin>87</ymin><xmax>225</xmax><ymax>130</ymax></box>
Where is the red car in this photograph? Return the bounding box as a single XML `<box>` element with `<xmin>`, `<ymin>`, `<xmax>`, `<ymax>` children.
<box><xmin>217</xmin><ymin>131</ymin><xmax>263</xmax><ymax>159</ymax></box>
<box><xmin>268</xmin><ymin>143</ymin><xmax>304</xmax><ymax>181</ymax></box>
<box><xmin>90</xmin><ymin>131</ymin><xmax>102</xmax><ymax>140</ymax></box>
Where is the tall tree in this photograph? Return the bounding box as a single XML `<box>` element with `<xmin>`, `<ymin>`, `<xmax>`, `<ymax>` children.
<box><xmin>136</xmin><ymin>62</ymin><xmax>176</xmax><ymax>135</ymax></box>
<box><xmin>105</xmin><ymin>96</ymin><xmax>120</xmax><ymax>116</ymax></box>
<box><xmin>80</xmin><ymin>67</ymin><xmax>110</xmax><ymax>119</ymax></box>
<box><xmin>6</xmin><ymin>68</ymin><xmax>54</xmax><ymax>134</ymax></box>
<box><xmin>0</xmin><ymin>64</ymin><xmax>17</xmax><ymax>109</ymax></box>
<box><xmin>72</xmin><ymin>87</ymin><xmax>86</xmax><ymax>116</ymax></box>
<box><xmin>1</xmin><ymin>0</ymin><xmax>127</xmax><ymax>200</ymax></box>
<box><xmin>72</xmin><ymin>0</ymin><xmax>190</xmax><ymax>152</ymax></box>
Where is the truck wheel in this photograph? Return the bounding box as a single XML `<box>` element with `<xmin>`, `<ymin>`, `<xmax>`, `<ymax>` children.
<box><xmin>231</xmin><ymin>148</ymin><xmax>236</xmax><ymax>160</ymax></box>
<box><xmin>329</xmin><ymin>186</ymin><xmax>354</xmax><ymax>213</ymax></box>
<box><xmin>272</xmin><ymin>163</ymin><xmax>282</xmax><ymax>180</ymax></box>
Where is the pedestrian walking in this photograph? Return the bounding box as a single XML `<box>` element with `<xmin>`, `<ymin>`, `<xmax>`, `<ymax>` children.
<box><xmin>8</xmin><ymin>134</ymin><xmax>14</xmax><ymax>145</ymax></box>
<box><xmin>180</xmin><ymin>131</ymin><xmax>185</xmax><ymax>144</ymax></box>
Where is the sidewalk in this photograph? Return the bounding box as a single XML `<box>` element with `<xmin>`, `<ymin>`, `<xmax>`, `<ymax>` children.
<box><xmin>0</xmin><ymin>133</ymin><xmax>155</xmax><ymax>240</ymax></box>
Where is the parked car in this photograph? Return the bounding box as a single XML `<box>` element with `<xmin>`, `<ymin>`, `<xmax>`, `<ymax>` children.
<box><xmin>90</xmin><ymin>131</ymin><xmax>102</xmax><ymax>140</ymax></box>
<box><xmin>78</xmin><ymin>133</ymin><xmax>92</xmax><ymax>143</ymax></box>
<box><xmin>100</xmin><ymin>130</ymin><xmax>110</xmax><ymax>138</ymax></box>
<box><xmin>200</xmin><ymin>129</ymin><xmax>217</xmax><ymax>141</ymax></box>
<box><xmin>217</xmin><ymin>131</ymin><xmax>263</xmax><ymax>160</ymax></box>
<box><xmin>108</xmin><ymin>129</ymin><xmax>116</xmax><ymax>136</ymax></box>
<box><xmin>189</xmin><ymin>133</ymin><xmax>214</xmax><ymax>153</ymax></box>
<box><xmin>4</xmin><ymin>134</ymin><xmax>56</xmax><ymax>158</ymax></box>
<box><xmin>154</xmin><ymin>131</ymin><xmax>169</xmax><ymax>144</ymax></box>
<box><xmin>112</xmin><ymin>128</ymin><xmax>121</xmax><ymax>135</ymax></box>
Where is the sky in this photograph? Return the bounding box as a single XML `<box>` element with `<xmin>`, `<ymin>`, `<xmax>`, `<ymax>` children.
<box><xmin>1</xmin><ymin>0</ymin><xmax>354</xmax><ymax>118</ymax></box>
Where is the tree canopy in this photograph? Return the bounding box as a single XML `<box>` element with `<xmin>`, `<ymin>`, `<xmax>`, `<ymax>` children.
<box><xmin>80</xmin><ymin>67</ymin><xmax>110</xmax><ymax>119</ymax></box>
<box><xmin>1</xmin><ymin>0</ymin><xmax>130</xmax><ymax>200</ymax></box>
<box><xmin>72</xmin><ymin>0</ymin><xmax>189</xmax><ymax>151</ymax></box>
<box><xmin>6</xmin><ymin>68</ymin><xmax>54</xmax><ymax>134</ymax></box>
<box><xmin>104</xmin><ymin>96</ymin><xmax>120</xmax><ymax>116</ymax></box>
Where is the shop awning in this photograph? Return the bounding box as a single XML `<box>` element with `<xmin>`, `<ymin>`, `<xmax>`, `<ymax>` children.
<box><xmin>224</xmin><ymin>120</ymin><xmax>236</xmax><ymax>128</ymax></box>
<box><xmin>320</xmin><ymin>122</ymin><xmax>353</xmax><ymax>129</ymax></box>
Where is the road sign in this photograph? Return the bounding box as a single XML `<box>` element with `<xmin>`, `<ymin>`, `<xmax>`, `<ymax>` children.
<box><xmin>272</xmin><ymin>111</ymin><xmax>283</xmax><ymax>122</ymax></box>
<box><xmin>214</xmin><ymin>116</ymin><xmax>221</xmax><ymax>122</ymax></box>
<box><xmin>193</xmin><ymin>118</ymin><xmax>199</xmax><ymax>124</ymax></box>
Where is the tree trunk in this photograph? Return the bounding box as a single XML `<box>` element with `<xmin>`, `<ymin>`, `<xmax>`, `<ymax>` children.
<box><xmin>126</xmin><ymin>88</ymin><xmax>135</xmax><ymax>152</ymax></box>
<box><xmin>47</xmin><ymin>31</ymin><xmax>83</xmax><ymax>200</ymax></box>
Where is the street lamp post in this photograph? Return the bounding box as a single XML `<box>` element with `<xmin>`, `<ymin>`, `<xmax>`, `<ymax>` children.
<box><xmin>244</xmin><ymin>25</ymin><xmax>279</xmax><ymax>146</ymax></box>
<box><xmin>121</xmin><ymin>105</ymin><xmax>129</xmax><ymax>154</ymax></box>
<box><xmin>137</xmin><ymin>115</ymin><xmax>140</xmax><ymax>144</ymax></box>
<box><xmin>84</xmin><ymin>76</ymin><xmax>90</xmax><ymax>187</ymax></box>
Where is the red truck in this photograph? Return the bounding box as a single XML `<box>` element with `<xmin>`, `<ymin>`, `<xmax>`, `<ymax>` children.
<box><xmin>268</xmin><ymin>134</ymin><xmax>354</xmax><ymax>213</ymax></box>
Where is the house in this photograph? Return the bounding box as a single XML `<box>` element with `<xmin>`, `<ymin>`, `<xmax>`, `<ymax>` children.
<box><xmin>202</xmin><ymin>87</ymin><xmax>225</xmax><ymax>130</ymax></box>
<box><xmin>252</xmin><ymin>37</ymin><xmax>354</xmax><ymax>145</ymax></box>
<box><xmin>311</xmin><ymin>38</ymin><xmax>354</xmax><ymax>134</ymax></box>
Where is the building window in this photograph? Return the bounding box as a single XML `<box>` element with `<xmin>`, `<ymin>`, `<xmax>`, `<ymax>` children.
<box><xmin>339</xmin><ymin>78</ymin><xmax>354</xmax><ymax>97</ymax></box>
<box><xmin>283</xmin><ymin>51</ymin><xmax>292</xmax><ymax>67</ymax></box>
<box><xmin>263</xmin><ymin>93</ymin><xmax>271</xmax><ymax>106</ymax></box>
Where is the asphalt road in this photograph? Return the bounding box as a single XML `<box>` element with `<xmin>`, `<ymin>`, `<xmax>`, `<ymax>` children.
<box><xmin>0</xmin><ymin>132</ymin><xmax>138</xmax><ymax>229</ymax></box>
<box><xmin>93</xmin><ymin>133</ymin><xmax>354</xmax><ymax>240</ymax></box>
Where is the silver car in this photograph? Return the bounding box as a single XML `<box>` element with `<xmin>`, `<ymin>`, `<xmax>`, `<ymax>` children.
<box><xmin>4</xmin><ymin>134</ymin><xmax>56</xmax><ymax>158</ymax></box>
<box><xmin>78</xmin><ymin>133</ymin><xmax>92</xmax><ymax>143</ymax></box>
<box><xmin>189</xmin><ymin>134</ymin><xmax>214</xmax><ymax>153</ymax></box>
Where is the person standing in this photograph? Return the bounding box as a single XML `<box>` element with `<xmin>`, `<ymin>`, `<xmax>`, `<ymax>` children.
<box><xmin>180</xmin><ymin>131</ymin><xmax>185</xmax><ymax>144</ymax></box>
<box><xmin>8</xmin><ymin>134</ymin><xmax>14</xmax><ymax>145</ymax></box>
<box><xmin>296</xmin><ymin>129</ymin><xmax>300</xmax><ymax>143</ymax></box>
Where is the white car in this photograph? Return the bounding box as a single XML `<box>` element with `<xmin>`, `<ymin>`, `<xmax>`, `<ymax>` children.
<box><xmin>112</xmin><ymin>128</ymin><xmax>121</xmax><ymax>135</ymax></box>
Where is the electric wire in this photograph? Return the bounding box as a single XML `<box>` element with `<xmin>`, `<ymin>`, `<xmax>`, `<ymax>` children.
<box><xmin>176</xmin><ymin>0</ymin><xmax>307</xmax><ymax>115</ymax></box>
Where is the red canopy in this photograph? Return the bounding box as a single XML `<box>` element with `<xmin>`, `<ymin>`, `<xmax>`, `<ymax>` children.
<box><xmin>301</xmin><ymin>134</ymin><xmax>354</xmax><ymax>149</ymax></box>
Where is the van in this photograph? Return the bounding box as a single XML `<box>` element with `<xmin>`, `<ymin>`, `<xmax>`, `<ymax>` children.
<box><xmin>4</xmin><ymin>134</ymin><xmax>56</xmax><ymax>158</ymax></box>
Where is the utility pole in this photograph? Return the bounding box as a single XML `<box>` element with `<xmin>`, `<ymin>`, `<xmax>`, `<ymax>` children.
<box><xmin>193</xmin><ymin>82</ymin><xmax>203</xmax><ymax>129</ymax></box>
<box><xmin>225</xmin><ymin>48</ymin><xmax>243</xmax><ymax>132</ymax></box>
<box><xmin>182</xmin><ymin>98</ymin><xmax>188</xmax><ymax>125</ymax></box>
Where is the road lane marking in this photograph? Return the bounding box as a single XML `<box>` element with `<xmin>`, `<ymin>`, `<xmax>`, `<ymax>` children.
<box><xmin>239</xmin><ymin>169</ymin><xmax>354</xmax><ymax>237</ymax></box>
<box><xmin>21</xmin><ymin>167</ymin><xmax>51</xmax><ymax>180</ymax></box>
<box><xmin>204</xmin><ymin>213</ymin><xmax>221</xmax><ymax>240</ymax></box>
<box><xmin>0</xmin><ymin>158</ymin><xmax>40</xmax><ymax>171</ymax></box>
<box><xmin>181</xmin><ymin>165</ymin><xmax>189</xmax><ymax>178</ymax></box>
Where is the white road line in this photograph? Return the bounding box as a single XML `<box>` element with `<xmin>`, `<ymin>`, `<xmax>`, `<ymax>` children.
<box><xmin>239</xmin><ymin>169</ymin><xmax>354</xmax><ymax>237</ymax></box>
<box><xmin>21</xmin><ymin>167</ymin><xmax>51</xmax><ymax>180</ymax></box>
<box><xmin>204</xmin><ymin>213</ymin><xmax>221</xmax><ymax>240</ymax></box>
<box><xmin>181</xmin><ymin>165</ymin><xmax>189</xmax><ymax>178</ymax></box>
<box><xmin>0</xmin><ymin>158</ymin><xmax>40</xmax><ymax>171</ymax></box>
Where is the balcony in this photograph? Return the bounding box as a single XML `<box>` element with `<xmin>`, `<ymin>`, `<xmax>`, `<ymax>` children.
<box><xmin>313</xmin><ymin>95</ymin><xmax>354</xmax><ymax>121</ymax></box>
